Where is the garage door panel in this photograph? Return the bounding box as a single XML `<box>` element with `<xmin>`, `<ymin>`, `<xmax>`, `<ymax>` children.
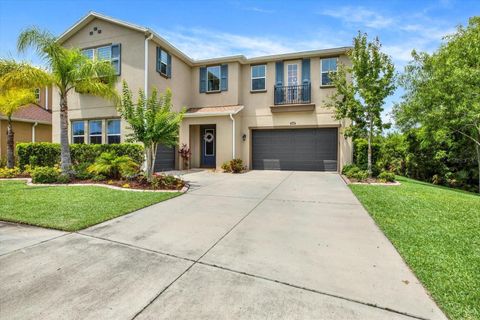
<box><xmin>154</xmin><ymin>144</ymin><xmax>175</xmax><ymax>172</ymax></box>
<box><xmin>252</xmin><ymin>128</ymin><xmax>338</xmax><ymax>171</ymax></box>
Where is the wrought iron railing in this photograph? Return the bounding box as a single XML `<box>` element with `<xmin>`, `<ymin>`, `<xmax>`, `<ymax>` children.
<box><xmin>274</xmin><ymin>83</ymin><xmax>311</xmax><ymax>105</ymax></box>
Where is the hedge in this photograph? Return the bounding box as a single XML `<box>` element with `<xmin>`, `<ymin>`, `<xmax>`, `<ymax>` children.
<box><xmin>16</xmin><ymin>143</ymin><xmax>144</xmax><ymax>169</ymax></box>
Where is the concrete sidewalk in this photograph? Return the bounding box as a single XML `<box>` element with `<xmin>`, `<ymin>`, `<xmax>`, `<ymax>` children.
<box><xmin>0</xmin><ymin>171</ymin><xmax>447</xmax><ymax>320</ymax></box>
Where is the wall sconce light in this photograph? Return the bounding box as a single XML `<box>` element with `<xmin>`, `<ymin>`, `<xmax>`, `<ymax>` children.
<box><xmin>242</xmin><ymin>134</ymin><xmax>247</xmax><ymax>141</ymax></box>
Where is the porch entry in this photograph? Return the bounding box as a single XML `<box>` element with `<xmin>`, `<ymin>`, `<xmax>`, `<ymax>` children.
<box><xmin>200</xmin><ymin>125</ymin><xmax>216</xmax><ymax>167</ymax></box>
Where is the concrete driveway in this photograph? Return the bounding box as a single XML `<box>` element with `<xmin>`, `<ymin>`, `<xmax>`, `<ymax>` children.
<box><xmin>0</xmin><ymin>171</ymin><xmax>446</xmax><ymax>320</ymax></box>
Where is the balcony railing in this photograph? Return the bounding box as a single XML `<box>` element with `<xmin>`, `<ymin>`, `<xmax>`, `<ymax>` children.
<box><xmin>274</xmin><ymin>83</ymin><xmax>311</xmax><ymax>105</ymax></box>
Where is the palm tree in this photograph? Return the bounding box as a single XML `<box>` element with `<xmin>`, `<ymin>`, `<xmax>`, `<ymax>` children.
<box><xmin>0</xmin><ymin>59</ymin><xmax>51</xmax><ymax>168</ymax></box>
<box><xmin>17</xmin><ymin>27</ymin><xmax>119</xmax><ymax>174</ymax></box>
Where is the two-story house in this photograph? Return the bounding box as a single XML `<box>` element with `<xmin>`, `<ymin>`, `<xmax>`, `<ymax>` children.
<box><xmin>53</xmin><ymin>12</ymin><xmax>352</xmax><ymax>172</ymax></box>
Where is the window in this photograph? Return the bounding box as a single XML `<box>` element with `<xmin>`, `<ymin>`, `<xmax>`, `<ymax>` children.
<box><xmin>89</xmin><ymin>120</ymin><xmax>102</xmax><ymax>144</ymax></box>
<box><xmin>207</xmin><ymin>66</ymin><xmax>221</xmax><ymax>92</ymax></box>
<box><xmin>107</xmin><ymin>119</ymin><xmax>121</xmax><ymax>144</ymax></box>
<box><xmin>81</xmin><ymin>44</ymin><xmax>121</xmax><ymax>75</ymax></box>
<box><xmin>157</xmin><ymin>48</ymin><xmax>169</xmax><ymax>76</ymax></box>
<box><xmin>34</xmin><ymin>88</ymin><xmax>40</xmax><ymax>102</ymax></box>
<box><xmin>72</xmin><ymin>121</ymin><xmax>85</xmax><ymax>144</ymax></box>
<box><xmin>321</xmin><ymin>57</ymin><xmax>338</xmax><ymax>86</ymax></box>
<box><xmin>251</xmin><ymin>65</ymin><xmax>266</xmax><ymax>91</ymax></box>
<box><xmin>287</xmin><ymin>64</ymin><xmax>298</xmax><ymax>86</ymax></box>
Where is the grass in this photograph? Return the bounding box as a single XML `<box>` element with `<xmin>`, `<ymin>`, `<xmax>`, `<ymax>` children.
<box><xmin>0</xmin><ymin>180</ymin><xmax>180</xmax><ymax>231</ymax></box>
<box><xmin>350</xmin><ymin>176</ymin><xmax>480</xmax><ymax>320</ymax></box>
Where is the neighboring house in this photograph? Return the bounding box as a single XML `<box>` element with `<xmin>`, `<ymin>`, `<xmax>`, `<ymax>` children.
<box><xmin>53</xmin><ymin>12</ymin><xmax>352</xmax><ymax>172</ymax></box>
<box><xmin>0</xmin><ymin>87</ymin><xmax>52</xmax><ymax>163</ymax></box>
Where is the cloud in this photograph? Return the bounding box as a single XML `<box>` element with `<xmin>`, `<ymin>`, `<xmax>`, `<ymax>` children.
<box><xmin>156</xmin><ymin>27</ymin><xmax>342</xmax><ymax>60</ymax></box>
<box><xmin>322</xmin><ymin>7</ymin><xmax>394</xmax><ymax>29</ymax></box>
<box><xmin>242</xmin><ymin>6</ymin><xmax>274</xmax><ymax>13</ymax></box>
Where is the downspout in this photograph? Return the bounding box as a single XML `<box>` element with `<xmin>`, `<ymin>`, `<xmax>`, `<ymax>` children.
<box><xmin>32</xmin><ymin>122</ymin><xmax>38</xmax><ymax>142</ymax></box>
<box><xmin>144</xmin><ymin>33</ymin><xmax>154</xmax><ymax>96</ymax></box>
<box><xmin>229</xmin><ymin>113</ymin><xmax>235</xmax><ymax>159</ymax></box>
<box><xmin>45</xmin><ymin>87</ymin><xmax>49</xmax><ymax>110</ymax></box>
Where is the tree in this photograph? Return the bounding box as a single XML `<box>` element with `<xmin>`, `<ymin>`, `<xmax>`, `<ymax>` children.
<box><xmin>394</xmin><ymin>17</ymin><xmax>480</xmax><ymax>192</ymax></box>
<box><xmin>0</xmin><ymin>59</ymin><xmax>51</xmax><ymax>168</ymax></box>
<box><xmin>118</xmin><ymin>81</ymin><xmax>184</xmax><ymax>178</ymax></box>
<box><xmin>326</xmin><ymin>32</ymin><xmax>396</xmax><ymax>177</ymax></box>
<box><xmin>17</xmin><ymin>27</ymin><xmax>118</xmax><ymax>174</ymax></box>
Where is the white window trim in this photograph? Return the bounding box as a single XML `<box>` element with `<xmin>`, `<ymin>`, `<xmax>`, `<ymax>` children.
<box><xmin>286</xmin><ymin>63</ymin><xmax>299</xmax><ymax>86</ymax></box>
<box><xmin>107</xmin><ymin>119</ymin><xmax>121</xmax><ymax>144</ymax></box>
<box><xmin>88</xmin><ymin>120</ymin><xmax>103</xmax><ymax>144</ymax></box>
<box><xmin>206</xmin><ymin>65</ymin><xmax>221</xmax><ymax>92</ymax></box>
<box><xmin>72</xmin><ymin>120</ymin><xmax>85</xmax><ymax>143</ymax></box>
<box><xmin>34</xmin><ymin>88</ymin><xmax>40</xmax><ymax>102</ymax></box>
<box><xmin>320</xmin><ymin>57</ymin><xmax>338</xmax><ymax>86</ymax></box>
<box><xmin>159</xmin><ymin>49</ymin><xmax>168</xmax><ymax>76</ymax></box>
<box><xmin>250</xmin><ymin>64</ymin><xmax>267</xmax><ymax>91</ymax></box>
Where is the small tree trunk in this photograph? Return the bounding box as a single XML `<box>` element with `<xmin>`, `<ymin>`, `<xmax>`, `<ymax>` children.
<box><xmin>6</xmin><ymin>117</ymin><xmax>15</xmax><ymax>169</ymax></box>
<box><xmin>367</xmin><ymin>119</ymin><xmax>373</xmax><ymax>178</ymax></box>
<box><xmin>59</xmin><ymin>94</ymin><xmax>73</xmax><ymax>174</ymax></box>
<box><xmin>150</xmin><ymin>142</ymin><xmax>158</xmax><ymax>177</ymax></box>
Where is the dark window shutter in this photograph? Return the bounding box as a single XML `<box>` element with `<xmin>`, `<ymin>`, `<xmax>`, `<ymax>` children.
<box><xmin>199</xmin><ymin>67</ymin><xmax>207</xmax><ymax>93</ymax></box>
<box><xmin>221</xmin><ymin>64</ymin><xmax>228</xmax><ymax>91</ymax></box>
<box><xmin>302</xmin><ymin>58</ymin><xmax>310</xmax><ymax>83</ymax></box>
<box><xmin>166</xmin><ymin>53</ymin><xmax>172</xmax><ymax>78</ymax></box>
<box><xmin>275</xmin><ymin>61</ymin><xmax>283</xmax><ymax>86</ymax></box>
<box><xmin>111</xmin><ymin>43</ymin><xmax>121</xmax><ymax>75</ymax></box>
<box><xmin>275</xmin><ymin>61</ymin><xmax>284</xmax><ymax>103</ymax></box>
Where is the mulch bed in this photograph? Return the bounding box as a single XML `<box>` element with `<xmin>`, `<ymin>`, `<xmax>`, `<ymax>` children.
<box><xmin>341</xmin><ymin>175</ymin><xmax>401</xmax><ymax>186</ymax></box>
<box><xmin>68</xmin><ymin>178</ymin><xmax>185</xmax><ymax>190</ymax></box>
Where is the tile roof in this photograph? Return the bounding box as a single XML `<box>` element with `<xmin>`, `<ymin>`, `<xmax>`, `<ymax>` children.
<box><xmin>5</xmin><ymin>104</ymin><xmax>52</xmax><ymax>124</ymax></box>
<box><xmin>185</xmin><ymin>105</ymin><xmax>244</xmax><ymax>116</ymax></box>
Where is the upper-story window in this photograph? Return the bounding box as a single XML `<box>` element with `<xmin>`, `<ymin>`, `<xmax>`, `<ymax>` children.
<box><xmin>81</xmin><ymin>44</ymin><xmax>121</xmax><ymax>75</ymax></box>
<box><xmin>34</xmin><ymin>88</ymin><xmax>40</xmax><ymax>102</ymax></box>
<box><xmin>72</xmin><ymin>121</ymin><xmax>85</xmax><ymax>144</ymax></box>
<box><xmin>199</xmin><ymin>64</ymin><xmax>228</xmax><ymax>93</ymax></box>
<box><xmin>321</xmin><ymin>57</ymin><xmax>337</xmax><ymax>86</ymax></box>
<box><xmin>207</xmin><ymin>66</ymin><xmax>221</xmax><ymax>92</ymax></box>
<box><xmin>251</xmin><ymin>65</ymin><xmax>266</xmax><ymax>91</ymax></box>
<box><xmin>156</xmin><ymin>47</ymin><xmax>172</xmax><ymax>78</ymax></box>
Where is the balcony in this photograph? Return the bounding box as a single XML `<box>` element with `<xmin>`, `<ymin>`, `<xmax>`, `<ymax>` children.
<box><xmin>271</xmin><ymin>83</ymin><xmax>314</xmax><ymax>113</ymax></box>
<box><xmin>274</xmin><ymin>83</ymin><xmax>311</xmax><ymax>105</ymax></box>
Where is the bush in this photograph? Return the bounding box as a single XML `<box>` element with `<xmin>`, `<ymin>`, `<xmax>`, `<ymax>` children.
<box><xmin>56</xmin><ymin>174</ymin><xmax>71</xmax><ymax>184</ymax></box>
<box><xmin>378</xmin><ymin>171</ymin><xmax>396</xmax><ymax>182</ymax></box>
<box><xmin>17</xmin><ymin>143</ymin><xmax>60</xmax><ymax>169</ymax></box>
<box><xmin>0</xmin><ymin>167</ymin><xmax>21</xmax><ymax>178</ymax></box>
<box><xmin>353</xmin><ymin>138</ymin><xmax>381</xmax><ymax>171</ymax></box>
<box><xmin>351</xmin><ymin>170</ymin><xmax>369</xmax><ymax>181</ymax></box>
<box><xmin>87</xmin><ymin>152</ymin><xmax>139</xmax><ymax>179</ymax></box>
<box><xmin>222</xmin><ymin>159</ymin><xmax>245</xmax><ymax>173</ymax></box>
<box><xmin>341</xmin><ymin>164</ymin><xmax>357</xmax><ymax>175</ymax></box>
<box><xmin>31</xmin><ymin>166</ymin><xmax>61</xmax><ymax>183</ymax></box>
<box><xmin>73</xmin><ymin>163</ymin><xmax>94</xmax><ymax>180</ymax></box>
<box><xmin>17</xmin><ymin>143</ymin><xmax>144</xmax><ymax>169</ymax></box>
<box><xmin>150</xmin><ymin>173</ymin><xmax>184</xmax><ymax>190</ymax></box>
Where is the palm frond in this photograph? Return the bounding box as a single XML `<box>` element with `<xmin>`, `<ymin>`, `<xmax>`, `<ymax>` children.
<box><xmin>0</xmin><ymin>88</ymin><xmax>36</xmax><ymax>118</ymax></box>
<box><xmin>0</xmin><ymin>59</ymin><xmax>52</xmax><ymax>92</ymax></box>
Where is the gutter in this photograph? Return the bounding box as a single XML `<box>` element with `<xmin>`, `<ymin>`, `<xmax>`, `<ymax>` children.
<box><xmin>229</xmin><ymin>113</ymin><xmax>235</xmax><ymax>159</ymax></box>
<box><xmin>183</xmin><ymin>106</ymin><xmax>244</xmax><ymax>118</ymax></box>
<box><xmin>32</xmin><ymin>122</ymin><xmax>38</xmax><ymax>142</ymax></box>
<box><xmin>144</xmin><ymin>33</ymin><xmax>154</xmax><ymax>97</ymax></box>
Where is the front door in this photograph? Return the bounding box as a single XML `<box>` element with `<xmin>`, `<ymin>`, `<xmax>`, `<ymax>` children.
<box><xmin>286</xmin><ymin>63</ymin><xmax>299</xmax><ymax>102</ymax></box>
<box><xmin>201</xmin><ymin>125</ymin><xmax>216</xmax><ymax>167</ymax></box>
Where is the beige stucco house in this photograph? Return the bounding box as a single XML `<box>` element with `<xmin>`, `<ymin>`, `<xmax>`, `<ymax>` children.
<box><xmin>53</xmin><ymin>12</ymin><xmax>352</xmax><ymax>172</ymax></box>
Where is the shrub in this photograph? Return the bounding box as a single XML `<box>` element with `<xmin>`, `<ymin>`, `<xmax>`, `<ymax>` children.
<box><xmin>222</xmin><ymin>159</ymin><xmax>245</xmax><ymax>173</ymax></box>
<box><xmin>378</xmin><ymin>171</ymin><xmax>396</xmax><ymax>182</ymax></box>
<box><xmin>353</xmin><ymin>138</ymin><xmax>381</xmax><ymax>171</ymax></box>
<box><xmin>31</xmin><ymin>166</ymin><xmax>61</xmax><ymax>184</ymax></box>
<box><xmin>87</xmin><ymin>152</ymin><xmax>139</xmax><ymax>179</ymax></box>
<box><xmin>56</xmin><ymin>174</ymin><xmax>71</xmax><ymax>184</ymax></box>
<box><xmin>92</xmin><ymin>174</ymin><xmax>106</xmax><ymax>182</ymax></box>
<box><xmin>221</xmin><ymin>161</ymin><xmax>232</xmax><ymax>173</ymax></box>
<box><xmin>178</xmin><ymin>144</ymin><xmax>191</xmax><ymax>169</ymax></box>
<box><xmin>341</xmin><ymin>164</ymin><xmax>358</xmax><ymax>175</ymax></box>
<box><xmin>17</xmin><ymin>143</ymin><xmax>60</xmax><ymax>169</ymax></box>
<box><xmin>73</xmin><ymin>163</ymin><xmax>94</xmax><ymax>180</ymax></box>
<box><xmin>150</xmin><ymin>173</ymin><xmax>184</xmax><ymax>190</ymax></box>
<box><xmin>0</xmin><ymin>167</ymin><xmax>21</xmax><ymax>178</ymax></box>
<box><xmin>352</xmin><ymin>170</ymin><xmax>369</xmax><ymax>181</ymax></box>
<box><xmin>17</xmin><ymin>143</ymin><xmax>144</xmax><ymax>169</ymax></box>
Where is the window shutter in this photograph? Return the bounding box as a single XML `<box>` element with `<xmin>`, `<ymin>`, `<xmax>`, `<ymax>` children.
<box><xmin>302</xmin><ymin>58</ymin><xmax>310</xmax><ymax>83</ymax></box>
<box><xmin>166</xmin><ymin>53</ymin><xmax>172</xmax><ymax>78</ymax></box>
<box><xmin>275</xmin><ymin>61</ymin><xmax>284</xmax><ymax>104</ymax></box>
<box><xmin>199</xmin><ymin>67</ymin><xmax>207</xmax><ymax>93</ymax></box>
<box><xmin>111</xmin><ymin>43</ymin><xmax>121</xmax><ymax>75</ymax></box>
<box><xmin>156</xmin><ymin>47</ymin><xmax>160</xmax><ymax>73</ymax></box>
<box><xmin>221</xmin><ymin>64</ymin><xmax>228</xmax><ymax>91</ymax></box>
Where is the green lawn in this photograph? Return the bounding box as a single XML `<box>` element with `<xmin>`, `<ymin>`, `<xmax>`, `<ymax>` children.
<box><xmin>350</xmin><ymin>176</ymin><xmax>480</xmax><ymax>320</ymax></box>
<box><xmin>0</xmin><ymin>180</ymin><xmax>180</xmax><ymax>231</ymax></box>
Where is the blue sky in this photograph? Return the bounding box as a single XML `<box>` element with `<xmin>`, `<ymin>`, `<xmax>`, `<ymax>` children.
<box><xmin>1</xmin><ymin>0</ymin><xmax>478</xmax><ymax>122</ymax></box>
